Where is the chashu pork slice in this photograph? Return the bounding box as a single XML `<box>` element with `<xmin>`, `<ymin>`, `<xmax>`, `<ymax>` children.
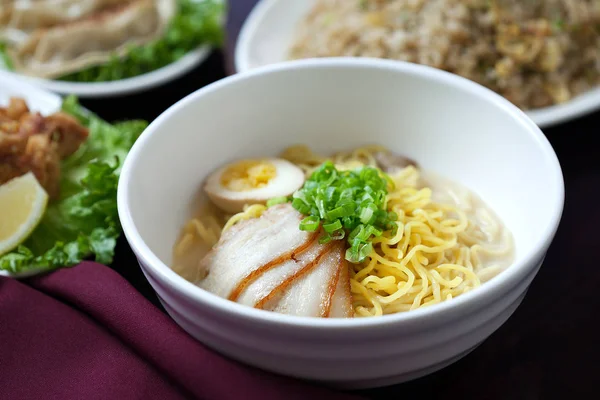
<box><xmin>197</xmin><ymin>202</ymin><xmax>354</xmax><ymax>318</ymax></box>
<box><xmin>197</xmin><ymin>203</ymin><xmax>316</xmax><ymax>300</ymax></box>
<box><xmin>261</xmin><ymin>242</ymin><xmax>353</xmax><ymax>318</ymax></box>
<box><xmin>236</xmin><ymin>239</ymin><xmax>329</xmax><ymax>308</ymax></box>
<box><xmin>328</xmin><ymin>257</ymin><xmax>353</xmax><ymax>318</ymax></box>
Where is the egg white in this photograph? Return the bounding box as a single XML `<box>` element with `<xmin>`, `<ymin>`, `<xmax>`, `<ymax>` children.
<box><xmin>204</xmin><ymin>158</ymin><xmax>305</xmax><ymax>213</ymax></box>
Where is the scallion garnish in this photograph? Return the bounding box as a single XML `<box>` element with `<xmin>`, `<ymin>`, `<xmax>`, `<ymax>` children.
<box><xmin>323</xmin><ymin>220</ymin><xmax>343</xmax><ymax>233</ymax></box>
<box><xmin>299</xmin><ymin>216</ymin><xmax>320</xmax><ymax>232</ymax></box>
<box><xmin>266</xmin><ymin>196</ymin><xmax>289</xmax><ymax>207</ymax></box>
<box><xmin>291</xmin><ymin>161</ymin><xmax>397</xmax><ymax>263</ymax></box>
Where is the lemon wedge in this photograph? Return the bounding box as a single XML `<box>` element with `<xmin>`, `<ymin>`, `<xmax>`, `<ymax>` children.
<box><xmin>0</xmin><ymin>172</ymin><xmax>48</xmax><ymax>256</ymax></box>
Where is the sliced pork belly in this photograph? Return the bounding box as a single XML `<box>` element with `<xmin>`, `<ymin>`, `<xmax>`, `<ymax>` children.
<box><xmin>237</xmin><ymin>240</ymin><xmax>328</xmax><ymax>308</ymax></box>
<box><xmin>262</xmin><ymin>242</ymin><xmax>347</xmax><ymax>317</ymax></box>
<box><xmin>329</xmin><ymin>258</ymin><xmax>353</xmax><ymax>318</ymax></box>
<box><xmin>197</xmin><ymin>203</ymin><xmax>354</xmax><ymax>318</ymax></box>
<box><xmin>198</xmin><ymin>203</ymin><xmax>315</xmax><ymax>300</ymax></box>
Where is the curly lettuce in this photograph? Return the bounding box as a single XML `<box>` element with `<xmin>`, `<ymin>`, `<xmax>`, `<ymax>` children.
<box><xmin>0</xmin><ymin>96</ymin><xmax>148</xmax><ymax>273</ymax></box>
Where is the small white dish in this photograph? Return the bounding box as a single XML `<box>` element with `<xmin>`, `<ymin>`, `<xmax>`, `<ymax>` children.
<box><xmin>117</xmin><ymin>58</ymin><xmax>564</xmax><ymax>389</ymax></box>
<box><xmin>1</xmin><ymin>46</ymin><xmax>212</xmax><ymax>98</ymax></box>
<box><xmin>235</xmin><ymin>0</ymin><xmax>600</xmax><ymax>128</ymax></box>
<box><xmin>0</xmin><ymin>70</ymin><xmax>61</xmax><ymax>115</ymax></box>
<box><xmin>0</xmin><ymin>71</ymin><xmax>62</xmax><ymax>278</ymax></box>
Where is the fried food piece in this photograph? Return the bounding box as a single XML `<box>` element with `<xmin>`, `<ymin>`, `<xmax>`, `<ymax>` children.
<box><xmin>0</xmin><ymin>155</ymin><xmax>27</xmax><ymax>187</ymax></box>
<box><xmin>5</xmin><ymin>98</ymin><xmax>29</xmax><ymax>120</ymax></box>
<box><xmin>18</xmin><ymin>112</ymin><xmax>46</xmax><ymax>136</ymax></box>
<box><xmin>0</xmin><ymin>131</ymin><xmax>28</xmax><ymax>156</ymax></box>
<box><xmin>22</xmin><ymin>134</ymin><xmax>62</xmax><ymax>199</ymax></box>
<box><xmin>0</xmin><ymin>133</ymin><xmax>61</xmax><ymax>199</ymax></box>
<box><xmin>1</xmin><ymin>98</ymin><xmax>29</xmax><ymax>126</ymax></box>
<box><xmin>0</xmin><ymin>97</ymin><xmax>89</xmax><ymax>199</ymax></box>
<box><xmin>45</xmin><ymin>112</ymin><xmax>89</xmax><ymax>158</ymax></box>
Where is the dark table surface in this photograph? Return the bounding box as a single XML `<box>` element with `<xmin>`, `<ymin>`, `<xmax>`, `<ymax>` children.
<box><xmin>80</xmin><ymin>1</ymin><xmax>599</xmax><ymax>398</ymax></box>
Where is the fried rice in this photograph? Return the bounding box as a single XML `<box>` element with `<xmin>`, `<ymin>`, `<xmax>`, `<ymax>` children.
<box><xmin>288</xmin><ymin>0</ymin><xmax>600</xmax><ymax>110</ymax></box>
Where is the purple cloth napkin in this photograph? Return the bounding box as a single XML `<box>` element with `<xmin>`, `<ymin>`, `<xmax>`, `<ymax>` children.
<box><xmin>0</xmin><ymin>262</ymin><xmax>365</xmax><ymax>400</ymax></box>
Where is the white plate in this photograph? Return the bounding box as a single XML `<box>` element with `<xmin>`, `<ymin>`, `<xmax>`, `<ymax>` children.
<box><xmin>0</xmin><ymin>71</ymin><xmax>63</xmax><ymax>278</ymax></box>
<box><xmin>1</xmin><ymin>46</ymin><xmax>212</xmax><ymax>98</ymax></box>
<box><xmin>0</xmin><ymin>70</ymin><xmax>61</xmax><ymax>115</ymax></box>
<box><xmin>235</xmin><ymin>0</ymin><xmax>600</xmax><ymax>128</ymax></box>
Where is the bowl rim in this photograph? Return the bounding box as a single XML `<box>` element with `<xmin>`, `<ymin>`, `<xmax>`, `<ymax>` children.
<box><xmin>118</xmin><ymin>57</ymin><xmax>565</xmax><ymax>329</ymax></box>
<box><xmin>234</xmin><ymin>0</ymin><xmax>600</xmax><ymax>128</ymax></box>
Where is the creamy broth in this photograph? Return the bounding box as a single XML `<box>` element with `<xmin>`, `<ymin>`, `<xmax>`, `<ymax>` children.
<box><xmin>423</xmin><ymin>172</ymin><xmax>514</xmax><ymax>283</ymax></box>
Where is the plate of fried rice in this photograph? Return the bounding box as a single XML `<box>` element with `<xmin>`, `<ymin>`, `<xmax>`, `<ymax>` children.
<box><xmin>235</xmin><ymin>0</ymin><xmax>600</xmax><ymax>128</ymax></box>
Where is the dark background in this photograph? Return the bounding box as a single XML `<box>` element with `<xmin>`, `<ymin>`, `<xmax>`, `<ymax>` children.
<box><xmin>81</xmin><ymin>1</ymin><xmax>599</xmax><ymax>398</ymax></box>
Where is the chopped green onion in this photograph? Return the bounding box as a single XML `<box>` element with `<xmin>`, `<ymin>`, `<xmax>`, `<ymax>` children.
<box><xmin>349</xmin><ymin>225</ymin><xmax>365</xmax><ymax>242</ymax></box>
<box><xmin>316</xmin><ymin>198</ymin><xmax>327</xmax><ymax>219</ymax></box>
<box><xmin>345</xmin><ymin>248</ymin><xmax>358</xmax><ymax>263</ymax></box>
<box><xmin>359</xmin><ymin>205</ymin><xmax>375</xmax><ymax>224</ymax></box>
<box><xmin>299</xmin><ymin>216</ymin><xmax>320</xmax><ymax>232</ymax></box>
<box><xmin>323</xmin><ymin>220</ymin><xmax>343</xmax><ymax>233</ymax></box>
<box><xmin>326</xmin><ymin>203</ymin><xmax>354</xmax><ymax>220</ymax></box>
<box><xmin>331</xmin><ymin>230</ymin><xmax>346</xmax><ymax>240</ymax></box>
<box><xmin>291</xmin><ymin>198</ymin><xmax>310</xmax><ymax>215</ymax></box>
<box><xmin>291</xmin><ymin>161</ymin><xmax>394</xmax><ymax>263</ymax></box>
<box><xmin>358</xmin><ymin>242</ymin><xmax>373</xmax><ymax>260</ymax></box>
<box><xmin>365</xmin><ymin>225</ymin><xmax>382</xmax><ymax>237</ymax></box>
<box><xmin>319</xmin><ymin>235</ymin><xmax>333</xmax><ymax>244</ymax></box>
<box><xmin>324</xmin><ymin>186</ymin><xmax>336</xmax><ymax>202</ymax></box>
<box><xmin>266</xmin><ymin>196</ymin><xmax>289</xmax><ymax>207</ymax></box>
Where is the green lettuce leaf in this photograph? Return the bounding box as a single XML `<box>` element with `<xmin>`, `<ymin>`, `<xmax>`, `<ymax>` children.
<box><xmin>0</xmin><ymin>96</ymin><xmax>148</xmax><ymax>274</ymax></box>
<box><xmin>58</xmin><ymin>0</ymin><xmax>225</xmax><ymax>82</ymax></box>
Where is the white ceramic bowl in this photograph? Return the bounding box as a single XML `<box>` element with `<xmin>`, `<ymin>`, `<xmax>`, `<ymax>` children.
<box><xmin>234</xmin><ymin>0</ymin><xmax>600</xmax><ymax>128</ymax></box>
<box><xmin>117</xmin><ymin>58</ymin><xmax>565</xmax><ymax>389</ymax></box>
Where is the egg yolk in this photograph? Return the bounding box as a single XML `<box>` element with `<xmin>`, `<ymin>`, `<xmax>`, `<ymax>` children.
<box><xmin>220</xmin><ymin>160</ymin><xmax>277</xmax><ymax>191</ymax></box>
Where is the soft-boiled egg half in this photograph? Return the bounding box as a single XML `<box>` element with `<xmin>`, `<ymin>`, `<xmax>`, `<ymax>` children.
<box><xmin>204</xmin><ymin>158</ymin><xmax>305</xmax><ymax>213</ymax></box>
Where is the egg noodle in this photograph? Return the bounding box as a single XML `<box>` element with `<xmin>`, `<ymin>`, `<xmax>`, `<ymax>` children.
<box><xmin>173</xmin><ymin>145</ymin><xmax>513</xmax><ymax>316</ymax></box>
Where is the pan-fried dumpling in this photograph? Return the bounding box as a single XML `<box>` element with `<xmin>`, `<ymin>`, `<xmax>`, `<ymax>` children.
<box><xmin>0</xmin><ymin>0</ymin><xmax>126</xmax><ymax>47</ymax></box>
<box><xmin>6</xmin><ymin>0</ymin><xmax>177</xmax><ymax>79</ymax></box>
<box><xmin>0</xmin><ymin>0</ymin><xmax>126</xmax><ymax>46</ymax></box>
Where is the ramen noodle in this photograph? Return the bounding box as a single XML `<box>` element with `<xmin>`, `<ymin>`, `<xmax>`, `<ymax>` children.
<box><xmin>172</xmin><ymin>145</ymin><xmax>514</xmax><ymax>317</ymax></box>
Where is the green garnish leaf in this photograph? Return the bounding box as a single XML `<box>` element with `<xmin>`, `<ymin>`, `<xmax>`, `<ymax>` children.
<box><xmin>300</xmin><ymin>216</ymin><xmax>320</xmax><ymax>232</ymax></box>
<box><xmin>291</xmin><ymin>161</ymin><xmax>396</xmax><ymax>263</ymax></box>
<box><xmin>57</xmin><ymin>0</ymin><xmax>225</xmax><ymax>83</ymax></box>
<box><xmin>0</xmin><ymin>96</ymin><xmax>148</xmax><ymax>274</ymax></box>
<box><xmin>323</xmin><ymin>220</ymin><xmax>343</xmax><ymax>233</ymax></box>
<box><xmin>266</xmin><ymin>196</ymin><xmax>289</xmax><ymax>207</ymax></box>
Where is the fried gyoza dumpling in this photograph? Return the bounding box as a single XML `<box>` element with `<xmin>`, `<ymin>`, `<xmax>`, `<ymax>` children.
<box><xmin>4</xmin><ymin>0</ymin><xmax>176</xmax><ymax>78</ymax></box>
<box><xmin>0</xmin><ymin>0</ymin><xmax>124</xmax><ymax>43</ymax></box>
